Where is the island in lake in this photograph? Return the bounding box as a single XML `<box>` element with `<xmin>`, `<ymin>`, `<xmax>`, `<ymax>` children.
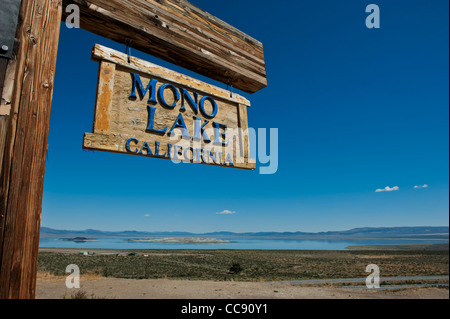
<box><xmin>59</xmin><ymin>237</ymin><xmax>99</xmax><ymax>243</ymax></box>
<box><xmin>127</xmin><ymin>238</ymin><xmax>234</xmax><ymax>244</ymax></box>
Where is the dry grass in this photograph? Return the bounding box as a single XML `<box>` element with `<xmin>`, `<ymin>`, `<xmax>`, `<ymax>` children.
<box><xmin>37</xmin><ymin>269</ymin><xmax>104</xmax><ymax>282</ymax></box>
<box><xmin>62</xmin><ymin>290</ymin><xmax>108</xmax><ymax>299</ymax></box>
<box><xmin>36</xmin><ymin>271</ymin><xmax>65</xmax><ymax>282</ymax></box>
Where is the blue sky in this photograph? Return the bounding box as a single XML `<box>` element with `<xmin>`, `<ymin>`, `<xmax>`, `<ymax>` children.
<box><xmin>41</xmin><ymin>0</ymin><xmax>449</xmax><ymax>233</ymax></box>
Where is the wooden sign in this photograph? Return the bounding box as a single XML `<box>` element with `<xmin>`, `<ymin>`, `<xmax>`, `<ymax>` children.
<box><xmin>83</xmin><ymin>44</ymin><xmax>255</xmax><ymax>170</ymax></box>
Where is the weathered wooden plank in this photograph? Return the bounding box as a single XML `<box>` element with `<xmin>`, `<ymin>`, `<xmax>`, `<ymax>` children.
<box><xmin>0</xmin><ymin>34</ymin><xmax>19</xmax><ymax>177</ymax></box>
<box><xmin>0</xmin><ymin>59</ymin><xmax>7</xmax><ymax>101</ymax></box>
<box><xmin>1</xmin><ymin>39</ymin><xmax>19</xmax><ymax>189</ymax></box>
<box><xmin>0</xmin><ymin>0</ymin><xmax>62</xmax><ymax>299</ymax></box>
<box><xmin>92</xmin><ymin>44</ymin><xmax>251</xmax><ymax>107</ymax></box>
<box><xmin>0</xmin><ymin>59</ymin><xmax>8</xmax><ymax>171</ymax></box>
<box><xmin>0</xmin><ymin>57</ymin><xmax>17</xmax><ymax>112</ymax></box>
<box><xmin>0</xmin><ymin>116</ymin><xmax>8</xmax><ymax>174</ymax></box>
<box><xmin>62</xmin><ymin>0</ymin><xmax>267</xmax><ymax>94</ymax></box>
<box><xmin>237</xmin><ymin>103</ymin><xmax>256</xmax><ymax>169</ymax></box>
<box><xmin>93</xmin><ymin>61</ymin><xmax>116</xmax><ymax>133</ymax></box>
<box><xmin>84</xmin><ymin>132</ymin><xmax>254</xmax><ymax>170</ymax></box>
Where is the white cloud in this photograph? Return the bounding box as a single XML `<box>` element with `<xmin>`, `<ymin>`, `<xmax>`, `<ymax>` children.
<box><xmin>144</xmin><ymin>214</ymin><xmax>151</xmax><ymax>217</ymax></box>
<box><xmin>414</xmin><ymin>184</ymin><xmax>429</xmax><ymax>189</ymax></box>
<box><xmin>216</xmin><ymin>210</ymin><xmax>237</xmax><ymax>215</ymax></box>
<box><xmin>375</xmin><ymin>186</ymin><xmax>400</xmax><ymax>193</ymax></box>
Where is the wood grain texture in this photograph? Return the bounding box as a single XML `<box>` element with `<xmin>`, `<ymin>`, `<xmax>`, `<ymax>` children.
<box><xmin>238</xmin><ymin>103</ymin><xmax>256</xmax><ymax>168</ymax></box>
<box><xmin>84</xmin><ymin>45</ymin><xmax>255</xmax><ymax>170</ymax></box>
<box><xmin>0</xmin><ymin>59</ymin><xmax>7</xmax><ymax>104</ymax></box>
<box><xmin>92</xmin><ymin>44</ymin><xmax>251</xmax><ymax>107</ymax></box>
<box><xmin>0</xmin><ymin>60</ymin><xmax>8</xmax><ymax>172</ymax></box>
<box><xmin>0</xmin><ymin>0</ymin><xmax>62</xmax><ymax>299</ymax></box>
<box><xmin>0</xmin><ymin>40</ymin><xmax>19</xmax><ymax>116</ymax></box>
<box><xmin>62</xmin><ymin>0</ymin><xmax>267</xmax><ymax>94</ymax></box>
<box><xmin>93</xmin><ymin>61</ymin><xmax>116</xmax><ymax>133</ymax></box>
<box><xmin>0</xmin><ymin>116</ymin><xmax>8</xmax><ymax>175</ymax></box>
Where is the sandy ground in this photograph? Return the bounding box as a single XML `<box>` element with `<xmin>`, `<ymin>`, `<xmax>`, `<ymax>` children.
<box><xmin>36</xmin><ymin>275</ymin><xmax>449</xmax><ymax>299</ymax></box>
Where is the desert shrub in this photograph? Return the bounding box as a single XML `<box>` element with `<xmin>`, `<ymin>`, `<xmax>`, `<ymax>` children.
<box><xmin>65</xmin><ymin>290</ymin><xmax>89</xmax><ymax>299</ymax></box>
<box><xmin>229</xmin><ymin>262</ymin><xmax>243</xmax><ymax>275</ymax></box>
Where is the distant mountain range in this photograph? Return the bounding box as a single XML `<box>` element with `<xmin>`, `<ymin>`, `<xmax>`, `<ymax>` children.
<box><xmin>40</xmin><ymin>226</ymin><xmax>449</xmax><ymax>240</ymax></box>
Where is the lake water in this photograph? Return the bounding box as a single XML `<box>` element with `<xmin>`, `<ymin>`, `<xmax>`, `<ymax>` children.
<box><xmin>39</xmin><ymin>237</ymin><xmax>448</xmax><ymax>251</ymax></box>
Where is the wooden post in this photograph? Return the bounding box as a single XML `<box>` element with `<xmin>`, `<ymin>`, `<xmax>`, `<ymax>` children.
<box><xmin>0</xmin><ymin>0</ymin><xmax>62</xmax><ymax>299</ymax></box>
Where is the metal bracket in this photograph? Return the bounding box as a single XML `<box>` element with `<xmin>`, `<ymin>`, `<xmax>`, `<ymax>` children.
<box><xmin>0</xmin><ymin>0</ymin><xmax>22</xmax><ymax>59</ymax></box>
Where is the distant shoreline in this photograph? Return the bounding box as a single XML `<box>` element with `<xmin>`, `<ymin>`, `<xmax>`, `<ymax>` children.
<box><xmin>127</xmin><ymin>238</ymin><xmax>234</xmax><ymax>244</ymax></box>
<box><xmin>58</xmin><ymin>237</ymin><xmax>99</xmax><ymax>242</ymax></box>
<box><xmin>41</xmin><ymin>235</ymin><xmax>450</xmax><ymax>241</ymax></box>
<box><xmin>346</xmin><ymin>243</ymin><xmax>449</xmax><ymax>251</ymax></box>
<box><xmin>40</xmin><ymin>236</ymin><xmax>449</xmax><ymax>251</ymax></box>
